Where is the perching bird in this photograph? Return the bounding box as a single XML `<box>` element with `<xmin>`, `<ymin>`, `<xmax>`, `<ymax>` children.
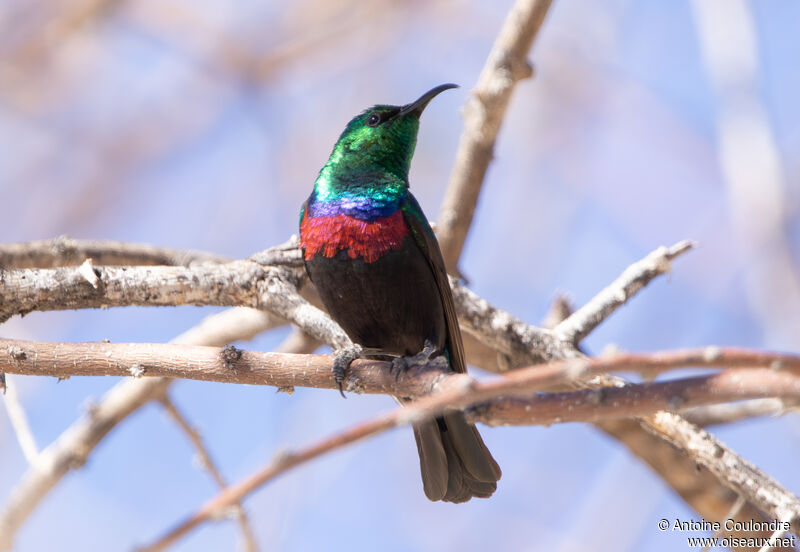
<box><xmin>299</xmin><ymin>84</ymin><xmax>501</xmax><ymax>502</ymax></box>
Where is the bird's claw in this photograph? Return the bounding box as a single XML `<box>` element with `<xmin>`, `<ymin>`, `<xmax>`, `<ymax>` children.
<box><xmin>390</xmin><ymin>357</ymin><xmax>408</xmax><ymax>382</ymax></box>
<box><xmin>390</xmin><ymin>340</ymin><xmax>442</xmax><ymax>381</ymax></box>
<box><xmin>333</xmin><ymin>344</ymin><xmax>362</xmax><ymax>398</ymax></box>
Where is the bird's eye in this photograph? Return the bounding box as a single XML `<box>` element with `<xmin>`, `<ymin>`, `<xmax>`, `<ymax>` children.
<box><xmin>366</xmin><ymin>113</ymin><xmax>381</xmax><ymax>127</ymax></box>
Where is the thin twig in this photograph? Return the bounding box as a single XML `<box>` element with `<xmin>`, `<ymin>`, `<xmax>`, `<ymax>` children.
<box><xmin>475</xmin><ymin>369</ymin><xmax>800</xmax><ymax>426</ymax></box>
<box><xmin>701</xmin><ymin>495</ymin><xmax>745</xmax><ymax>552</ymax></box>
<box><xmin>554</xmin><ymin>240</ymin><xmax>696</xmax><ymax>344</ymax></box>
<box><xmin>541</xmin><ymin>293</ymin><xmax>574</xmax><ymax>330</ymax></box>
<box><xmin>436</xmin><ymin>0</ymin><xmax>554</xmax><ymax>270</ymax></box>
<box><xmin>159</xmin><ymin>395</ymin><xmax>258</xmax><ymax>552</ymax></box>
<box><xmin>1</xmin><ymin>375</ymin><xmax>40</xmax><ymax>464</ymax></box>
<box><xmin>0</xmin><ymin>377</ymin><xmax>169</xmax><ymax>551</ymax></box>
<box><xmin>757</xmin><ymin>523</ymin><xmax>791</xmax><ymax>552</ymax></box>
<box><xmin>137</xmin><ymin>407</ymin><xmax>404</xmax><ymax>552</ymax></box>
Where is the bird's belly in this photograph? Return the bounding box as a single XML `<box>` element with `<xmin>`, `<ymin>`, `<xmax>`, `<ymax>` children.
<box><xmin>305</xmin><ymin>236</ymin><xmax>446</xmax><ymax>356</ymax></box>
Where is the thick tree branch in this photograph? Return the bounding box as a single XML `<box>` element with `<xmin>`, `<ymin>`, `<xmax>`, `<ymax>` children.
<box><xmin>0</xmin><ymin>261</ymin><xmax>274</xmax><ymax>322</ymax></box>
<box><xmin>436</xmin><ymin>0</ymin><xmax>554</xmax><ymax>270</ymax></box>
<box><xmin>0</xmin><ymin>339</ymin><xmax>456</xmax><ymax>396</ymax></box>
<box><xmin>450</xmin><ymin>278</ymin><xmax>575</xmax><ymax>365</ymax></box>
<box><xmin>3</xmin><ymin>338</ymin><xmax>800</xmax><ymax>406</ymax></box>
<box><xmin>0</xmin><ymin>257</ymin><xmax>349</xmax><ymax>349</ymax></box>
<box><xmin>1</xmin><ymin>240</ymin><xmax>688</xmax><ymax>358</ymax></box>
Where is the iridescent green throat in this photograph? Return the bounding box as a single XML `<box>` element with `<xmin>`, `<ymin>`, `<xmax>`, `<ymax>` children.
<box><xmin>312</xmin><ymin>105</ymin><xmax>420</xmax><ymax>206</ymax></box>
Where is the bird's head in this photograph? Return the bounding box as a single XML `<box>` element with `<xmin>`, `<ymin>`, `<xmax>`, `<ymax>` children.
<box><xmin>321</xmin><ymin>83</ymin><xmax>458</xmax><ymax>182</ymax></box>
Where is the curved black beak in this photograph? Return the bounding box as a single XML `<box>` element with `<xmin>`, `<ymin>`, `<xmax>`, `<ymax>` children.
<box><xmin>392</xmin><ymin>83</ymin><xmax>458</xmax><ymax>120</ymax></box>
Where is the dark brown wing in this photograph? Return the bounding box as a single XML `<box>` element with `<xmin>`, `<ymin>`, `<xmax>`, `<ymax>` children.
<box><xmin>401</xmin><ymin>194</ymin><xmax>466</xmax><ymax>374</ymax></box>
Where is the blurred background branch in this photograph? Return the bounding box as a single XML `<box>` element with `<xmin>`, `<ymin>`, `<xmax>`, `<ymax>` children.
<box><xmin>692</xmin><ymin>0</ymin><xmax>800</xmax><ymax>351</ymax></box>
<box><xmin>159</xmin><ymin>394</ymin><xmax>258</xmax><ymax>552</ymax></box>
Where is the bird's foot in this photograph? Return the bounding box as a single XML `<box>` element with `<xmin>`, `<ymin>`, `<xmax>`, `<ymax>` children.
<box><xmin>333</xmin><ymin>344</ymin><xmax>362</xmax><ymax>398</ymax></box>
<box><xmin>390</xmin><ymin>340</ymin><xmax>445</xmax><ymax>380</ymax></box>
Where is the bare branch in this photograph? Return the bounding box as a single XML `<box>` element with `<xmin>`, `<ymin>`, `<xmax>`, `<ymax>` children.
<box><xmin>256</xmin><ymin>271</ymin><xmax>352</xmax><ymax>350</ymax></box>
<box><xmin>7</xmin><ymin>333</ymin><xmax>800</xmax><ymax>547</ymax></box>
<box><xmin>437</xmin><ymin>0</ymin><xmax>554</xmax><ymax>269</ymax></box>
<box><xmin>0</xmin><ymin>259</ymin><xmax>350</xmax><ymax>350</ymax></box>
<box><xmin>247</xmin><ymin>237</ymin><xmax>304</xmax><ymax>268</ymax></box>
<box><xmin>160</xmin><ymin>395</ymin><xmax>258</xmax><ymax>552</ymax></box>
<box><xmin>1</xmin><ymin>239</ymin><xmax>688</xmax><ymax>359</ymax></box>
<box><xmin>0</xmin><ymin>236</ymin><xmax>229</xmax><ymax>269</ymax></box>
<box><xmin>445</xmin><ymin>248</ymin><xmax>800</xmax><ymax>541</ymax></box>
<box><xmin>475</xmin><ymin>370</ymin><xmax>800</xmax><ymax>426</ymax></box>
<box><xmin>138</xmin><ymin>404</ymin><xmax>407</xmax><ymax>552</ymax></box>
<box><xmin>172</xmin><ymin>308</ymin><xmax>286</xmax><ymax>347</ymax></box>
<box><xmin>5</xmin><ymin>338</ymin><xmax>800</xmax><ymax>423</ymax></box>
<box><xmin>758</xmin><ymin>524</ymin><xmax>792</xmax><ymax>552</ymax></box>
<box><xmin>541</xmin><ymin>293</ymin><xmax>574</xmax><ymax>329</ymax></box>
<box><xmin>273</xmin><ymin>328</ymin><xmax>321</xmax><ymax>355</ymax></box>
<box><xmin>554</xmin><ymin>240</ymin><xmax>696</xmax><ymax>344</ymax></box>
<box><xmin>647</xmin><ymin>411</ymin><xmax>800</xmax><ymax>532</ymax></box>
<box><xmin>453</xmin><ymin>240</ymin><xmax>695</xmax><ymax>369</ymax></box>
<box><xmin>0</xmin><ymin>377</ymin><xmax>169</xmax><ymax>551</ymax></box>
<box><xmin>706</xmin><ymin>495</ymin><xmax>746</xmax><ymax>551</ymax></box>
<box><xmin>0</xmin><ymin>339</ymin><xmax>453</xmax><ymax>396</ymax></box>
<box><xmin>0</xmin><ymin>307</ymin><xmax>286</xmax><ymax>550</ymax></box>
<box><xmin>450</xmin><ymin>278</ymin><xmax>576</xmax><ymax>366</ymax></box>
<box><xmin>139</xmin><ymin>366</ymin><xmax>800</xmax><ymax>551</ymax></box>
<box><xmin>0</xmin><ymin>261</ymin><xmax>274</xmax><ymax>322</ymax></box>
<box><xmin>591</xmin><ymin>347</ymin><xmax>800</xmax><ymax>378</ymax></box>
<box><xmin>2</xmin><ymin>237</ymin><xmax>793</xmax><ymax>549</ymax></box>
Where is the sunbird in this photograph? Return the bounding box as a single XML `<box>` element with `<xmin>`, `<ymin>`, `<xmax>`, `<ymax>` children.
<box><xmin>299</xmin><ymin>84</ymin><xmax>501</xmax><ymax>502</ymax></box>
